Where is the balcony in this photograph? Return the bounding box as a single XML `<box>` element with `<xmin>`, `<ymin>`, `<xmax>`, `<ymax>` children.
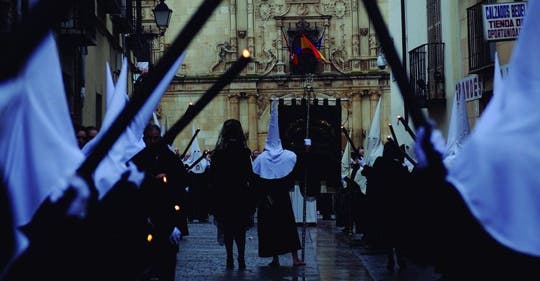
<box><xmin>467</xmin><ymin>2</ymin><xmax>495</xmax><ymax>73</ymax></box>
<box><xmin>409</xmin><ymin>42</ymin><xmax>445</xmax><ymax>108</ymax></box>
<box><xmin>98</xmin><ymin>0</ymin><xmax>122</xmax><ymax>14</ymax></box>
<box><xmin>111</xmin><ymin>0</ymin><xmax>134</xmax><ymax>33</ymax></box>
<box><xmin>58</xmin><ymin>0</ymin><xmax>97</xmax><ymax>46</ymax></box>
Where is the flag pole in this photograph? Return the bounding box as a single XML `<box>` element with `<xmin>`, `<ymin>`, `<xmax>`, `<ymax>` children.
<box><xmin>388</xmin><ymin>123</ymin><xmax>399</xmax><ymax>144</ymax></box>
<box><xmin>0</xmin><ymin>0</ymin><xmax>74</xmax><ymax>81</ymax></box>
<box><xmin>301</xmin><ymin>73</ymin><xmax>314</xmax><ymax>262</ymax></box>
<box><xmin>77</xmin><ymin>0</ymin><xmax>225</xmax><ymax>178</ymax></box>
<box><xmin>360</xmin><ymin>0</ymin><xmax>427</xmax><ymax>130</ymax></box>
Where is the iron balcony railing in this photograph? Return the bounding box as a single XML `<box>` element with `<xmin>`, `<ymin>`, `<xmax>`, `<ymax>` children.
<box><xmin>467</xmin><ymin>1</ymin><xmax>495</xmax><ymax>72</ymax></box>
<box><xmin>409</xmin><ymin>42</ymin><xmax>445</xmax><ymax>107</ymax></box>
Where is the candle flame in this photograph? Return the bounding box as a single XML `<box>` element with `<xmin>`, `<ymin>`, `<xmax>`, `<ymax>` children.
<box><xmin>174</xmin><ymin>205</ymin><xmax>181</xmax><ymax>211</ymax></box>
<box><xmin>162</xmin><ymin>176</ymin><xmax>167</xmax><ymax>183</ymax></box>
<box><xmin>242</xmin><ymin>49</ymin><xmax>250</xmax><ymax>58</ymax></box>
<box><xmin>147</xmin><ymin>234</ymin><xmax>153</xmax><ymax>242</ymax></box>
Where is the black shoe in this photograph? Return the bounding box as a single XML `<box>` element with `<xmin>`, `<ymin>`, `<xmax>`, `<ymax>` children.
<box><xmin>238</xmin><ymin>258</ymin><xmax>246</xmax><ymax>269</ymax></box>
<box><xmin>387</xmin><ymin>260</ymin><xmax>395</xmax><ymax>272</ymax></box>
<box><xmin>268</xmin><ymin>260</ymin><xmax>280</xmax><ymax>268</ymax></box>
<box><xmin>397</xmin><ymin>259</ymin><xmax>407</xmax><ymax>271</ymax></box>
<box><xmin>226</xmin><ymin>258</ymin><xmax>234</xmax><ymax>269</ymax></box>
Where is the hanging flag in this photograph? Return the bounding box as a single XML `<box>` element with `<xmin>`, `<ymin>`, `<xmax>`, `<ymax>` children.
<box><xmin>280</xmin><ymin>26</ymin><xmax>299</xmax><ymax>65</ymax></box>
<box><xmin>300</xmin><ymin>33</ymin><xmax>328</xmax><ymax>63</ymax></box>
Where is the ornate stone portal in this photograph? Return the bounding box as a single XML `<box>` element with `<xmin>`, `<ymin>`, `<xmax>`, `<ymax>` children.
<box><xmin>158</xmin><ymin>0</ymin><xmax>391</xmax><ymax>153</ymax></box>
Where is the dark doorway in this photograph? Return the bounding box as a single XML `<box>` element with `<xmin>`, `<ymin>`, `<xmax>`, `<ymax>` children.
<box><xmin>278</xmin><ymin>98</ymin><xmax>342</xmax><ymax>198</ymax></box>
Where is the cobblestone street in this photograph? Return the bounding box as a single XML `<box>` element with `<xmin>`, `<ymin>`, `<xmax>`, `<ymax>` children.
<box><xmin>174</xmin><ymin>218</ymin><xmax>440</xmax><ymax>281</ymax></box>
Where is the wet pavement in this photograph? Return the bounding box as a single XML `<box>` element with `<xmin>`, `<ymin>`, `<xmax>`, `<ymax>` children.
<box><xmin>175</xmin><ymin>217</ymin><xmax>440</xmax><ymax>281</ymax></box>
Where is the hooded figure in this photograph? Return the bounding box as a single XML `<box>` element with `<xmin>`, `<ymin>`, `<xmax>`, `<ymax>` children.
<box><xmin>409</xmin><ymin>1</ymin><xmax>540</xmax><ymax>279</ymax></box>
<box><xmin>185</xmin><ymin>124</ymin><xmax>211</xmax><ymax>222</ymax></box>
<box><xmin>252</xmin><ymin>100</ymin><xmax>305</xmax><ymax>267</ymax></box>
<box><xmin>209</xmin><ymin>119</ymin><xmax>254</xmax><ymax>269</ymax></box>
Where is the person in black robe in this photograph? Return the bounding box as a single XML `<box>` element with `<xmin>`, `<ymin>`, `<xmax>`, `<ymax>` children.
<box><xmin>252</xmin><ymin>100</ymin><xmax>305</xmax><ymax>267</ymax></box>
<box><xmin>208</xmin><ymin>119</ymin><xmax>254</xmax><ymax>270</ymax></box>
<box><xmin>393</xmin><ymin>2</ymin><xmax>540</xmax><ymax>279</ymax></box>
<box><xmin>361</xmin><ymin>140</ymin><xmax>410</xmax><ymax>272</ymax></box>
<box><xmin>131</xmin><ymin>124</ymin><xmax>189</xmax><ymax>281</ymax></box>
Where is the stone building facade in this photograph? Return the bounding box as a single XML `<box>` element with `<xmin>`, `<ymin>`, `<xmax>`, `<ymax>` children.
<box><xmin>156</xmin><ymin>0</ymin><xmax>392</xmax><ymax>152</ymax></box>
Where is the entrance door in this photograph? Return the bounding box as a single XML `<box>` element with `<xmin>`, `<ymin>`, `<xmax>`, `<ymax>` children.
<box><xmin>278</xmin><ymin>98</ymin><xmax>342</xmax><ymax>198</ymax></box>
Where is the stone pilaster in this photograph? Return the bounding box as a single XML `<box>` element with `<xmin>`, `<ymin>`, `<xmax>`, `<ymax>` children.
<box><xmin>247</xmin><ymin>94</ymin><xmax>258</xmax><ymax>150</ymax></box>
<box><xmin>229</xmin><ymin>94</ymin><xmax>240</xmax><ymax>120</ymax></box>
<box><xmin>352</xmin><ymin>92</ymin><xmax>362</xmax><ymax>146</ymax></box>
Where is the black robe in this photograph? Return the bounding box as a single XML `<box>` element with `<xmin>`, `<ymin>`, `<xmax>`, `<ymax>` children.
<box><xmin>255</xmin><ymin>173</ymin><xmax>302</xmax><ymax>257</ymax></box>
<box><xmin>209</xmin><ymin>146</ymin><xmax>254</xmax><ymax>228</ymax></box>
<box><xmin>401</xmin><ymin>165</ymin><xmax>540</xmax><ymax>280</ymax></box>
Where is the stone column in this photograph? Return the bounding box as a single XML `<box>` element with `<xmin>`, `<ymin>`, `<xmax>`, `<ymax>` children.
<box><xmin>351</xmin><ymin>92</ymin><xmax>362</xmax><ymax>146</ymax></box>
<box><xmin>229</xmin><ymin>94</ymin><xmax>240</xmax><ymax>120</ymax></box>
<box><xmin>247</xmin><ymin>94</ymin><xmax>258</xmax><ymax>150</ymax></box>
<box><xmin>275</xmin><ymin>19</ymin><xmax>286</xmax><ymax>74</ymax></box>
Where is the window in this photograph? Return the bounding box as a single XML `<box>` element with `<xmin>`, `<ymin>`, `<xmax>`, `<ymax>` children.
<box><xmin>284</xmin><ymin>19</ymin><xmax>325</xmax><ymax>75</ymax></box>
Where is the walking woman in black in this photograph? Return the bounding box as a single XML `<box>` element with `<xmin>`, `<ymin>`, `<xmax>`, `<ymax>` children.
<box><xmin>209</xmin><ymin>119</ymin><xmax>255</xmax><ymax>270</ymax></box>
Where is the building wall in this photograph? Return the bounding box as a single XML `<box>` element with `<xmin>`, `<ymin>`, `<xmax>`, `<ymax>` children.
<box><xmin>159</xmin><ymin>0</ymin><xmax>392</xmax><ymax>153</ymax></box>
<box><xmin>389</xmin><ymin>0</ymin><xmax>519</xmax><ymax>150</ymax></box>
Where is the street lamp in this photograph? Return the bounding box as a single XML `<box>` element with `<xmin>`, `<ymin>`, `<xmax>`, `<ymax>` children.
<box><xmin>153</xmin><ymin>0</ymin><xmax>173</xmax><ymax>34</ymax></box>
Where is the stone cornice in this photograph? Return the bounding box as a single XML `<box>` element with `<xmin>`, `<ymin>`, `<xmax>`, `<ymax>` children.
<box><xmin>171</xmin><ymin>72</ymin><xmax>389</xmax><ymax>84</ymax></box>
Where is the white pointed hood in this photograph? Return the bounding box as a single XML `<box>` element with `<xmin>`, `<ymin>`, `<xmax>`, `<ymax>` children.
<box><xmin>474</xmin><ymin>52</ymin><xmax>505</xmax><ymax>137</ymax></box>
<box><xmin>365</xmin><ymin>96</ymin><xmax>384</xmax><ymax>166</ymax></box>
<box><xmin>443</xmin><ymin>83</ymin><xmax>470</xmax><ymax>169</ymax></box>
<box><xmin>133</xmin><ymin>52</ymin><xmax>187</xmax><ymax>144</ymax></box>
<box><xmin>447</xmin><ymin>0</ymin><xmax>540</xmax><ymax>257</ymax></box>
<box><xmin>253</xmin><ymin>100</ymin><xmax>297</xmax><ymax>179</ymax></box>
<box><xmin>105</xmin><ymin>62</ymin><xmax>115</xmax><ymax>108</ymax></box>
<box><xmin>0</xmin><ymin>34</ymin><xmax>84</xmax><ymax>256</ymax></box>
